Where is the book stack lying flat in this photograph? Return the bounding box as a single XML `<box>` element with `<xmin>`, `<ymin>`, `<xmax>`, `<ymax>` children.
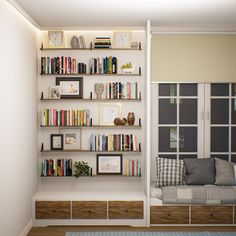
<box><xmin>94</xmin><ymin>36</ymin><xmax>111</xmax><ymax>49</ymax></box>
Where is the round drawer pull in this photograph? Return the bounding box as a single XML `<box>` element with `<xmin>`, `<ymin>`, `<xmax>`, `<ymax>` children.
<box><xmin>125</xmin><ymin>210</ymin><xmax>128</xmax><ymax>213</ymax></box>
<box><xmin>210</xmin><ymin>213</ymin><xmax>213</xmax><ymax>217</ymax></box>
<box><xmin>88</xmin><ymin>210</ymin><xmax>92</xmax><ymax>213</ymax></box>
<box><xmin>168</xmin><ymin>213</ymin><xmax>171</xmax><ymax>217</ymax></box>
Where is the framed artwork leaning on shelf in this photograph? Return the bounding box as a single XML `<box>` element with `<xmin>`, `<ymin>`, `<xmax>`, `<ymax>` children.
<box><xmin>48</xmin><ymin>30</ymin><xmax>64</xmax><ymax>48</ymax></box>
<box><xmin>50</xmin><ymin>134</ymin><xmax>63</xmax><ymax>150</ymax></box>
<box><xmin>56</xmin><ymin>77</ymin><xmax>83</xmax><ymax>99</ymax></box>
<box><xmin>49</xmin><ymin>86</ymin><xmax>61</xmax><ymax>99</ymax></box>
<box><xmin>113</xmin><ymin>31</ymin><xmax>132</xmax><ymax>48</ymax></box>
<box><xmin>60</xmin><ymin>129</ymin><xmax>81</xmax><ymax>150</ymax></box>
<box><xmin>99</xmin><ymin>103</ymin><xmax>121</xmax><ymax>125</ymax></box>
<box><xmin>97</xmin><ymin>154</ymin><xmax>123</xmax><ymax>175</ymax></box>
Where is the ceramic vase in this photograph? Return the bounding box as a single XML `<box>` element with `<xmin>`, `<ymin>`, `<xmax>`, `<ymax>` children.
<box><xmin>71</xmin><ymin>36</ymin><xmax>79</xmax><ymax>48</ymax></box>
<box><xmin>127</xmin><ymin>112</ymin><xmax>135</xmax><ymax>125</ymax></box>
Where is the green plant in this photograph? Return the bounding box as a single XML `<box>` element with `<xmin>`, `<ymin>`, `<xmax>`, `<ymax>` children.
<box><xmin>74</xmin><ymin>161</ymin><xmax>91</xmax><ymax>178</ymax></box>
<box><xmin>121</xmin><ymin>62</ymin><xmax>132</xmax><ymax>69</ymax></box>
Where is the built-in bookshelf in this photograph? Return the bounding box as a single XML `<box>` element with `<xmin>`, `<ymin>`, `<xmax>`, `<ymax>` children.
<box><xmin>38</xmin><ymin>31</ymin><xmax>144</xmax><ymax>180</ymax></box>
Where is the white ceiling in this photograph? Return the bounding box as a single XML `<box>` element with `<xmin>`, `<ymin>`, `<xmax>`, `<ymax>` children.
<box><xmin>10</xmin><ymin>0</ymin><xmax>236</xmax><ymax>30</ymax></box>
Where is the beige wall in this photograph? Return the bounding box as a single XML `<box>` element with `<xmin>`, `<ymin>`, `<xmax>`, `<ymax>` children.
<box><xmin>0</xmin><ymin>1</ymin><xmax>38</xmax><ymax>235</ymax></box>
<box><xmin>151</xmin><ymin>34</ymin><xmax>236</xmax><ymax>82</ymax></box>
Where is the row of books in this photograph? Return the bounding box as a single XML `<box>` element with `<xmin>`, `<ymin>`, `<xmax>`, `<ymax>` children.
<box><xmin>41</xmin><ymin>159</ymin><xmax>73</xmax><ymax>176</ymax></box>
<box><xmin>41</xmin><ymin>109</ymin><xmax>91</xmax><ymax>126</ymax></box>
<box><xmin>89</xmin><ymin>57</ymin><xmax>117</xmax><ymax>74</ymax></box>
<box><xmin>94</xmin><ymin>36</ymin><xmax>111</xmax><ymax>49</ymax></box>
<box><xmin>124</xmin><ymin>159</ymin><xmax>141</xmax><ymax>176</ymax></box>
<box><xmin>41</xmin><ymin>57</ymin><xmax>78</xmax><ymax>75</ymax></box>
<box><xmin>90</xmin><ymin>134</ymin><xmax>139</xmax><ymax>151</ymax></box>
<box><xmin>105</xmin><ymin>82</ymin><xmax>139</xmax><ymax>99</ymax></box>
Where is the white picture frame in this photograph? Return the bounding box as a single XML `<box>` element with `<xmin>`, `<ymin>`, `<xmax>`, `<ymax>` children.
<box><xmin>113</xmin><ymin>31</ymin><xmax>132</xmax><ymax>48</ymax></box>
<box><xmin>49</xmin><ymin>86</ymin><xmax>61</xmax><ymax>99</ymax></box>
<box><xmin>61</xmin><ymin>130</ymin><xmax>81</xmax><ymax>150</ymax></box>
<box><xmin>48</xmin><ymin>31</ymin><xmax>64</xmax><ymax>48</ymax></box>
<box><xmin>99</xmin><ymin>103</ymin><xmax>121</xmax><ymax>125</ymax></box>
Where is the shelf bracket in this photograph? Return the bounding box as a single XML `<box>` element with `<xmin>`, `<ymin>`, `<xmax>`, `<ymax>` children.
<box><xmin>40</xmin><ymin>92</ymin><xmax>44</xmax><ymax>100</ymax></box>
<box><xmin>139</xmin><ymin>118</ymin><xmax>141</xmax><ymax>127</ymax></box>
<box><xmin>139</xmin><ymin>67</ymin><xmax>141</xmax><ymax>75</ymax></box>
<box><xmin>41</xmin><ymin>143</ymin><xmax>44</xmax><ymax>152</ymax></box>
<box><xmin>139</xmin><ymin>42</ymin><xmax>142</xmax><ymax>50</ymax></box>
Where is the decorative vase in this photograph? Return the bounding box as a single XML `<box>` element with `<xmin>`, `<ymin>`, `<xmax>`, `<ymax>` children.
<box><xmin>94</xmin><ymin>83</ymin><xmax>104</xmax><ymax>99</ymax></box>
<box><xmin>114</xmin><ymin>118</ymin><xmax>127</xmax><ymax>126</ymax></box>
<box><xmin>71</xmin><ymin>35</ymin><xmax>79</xmax><ymax>48</ymax></box>
<box><xmin>127</xmin><ymin>112</ymin><xmax>135</xmax><ymax>125</ymax></box>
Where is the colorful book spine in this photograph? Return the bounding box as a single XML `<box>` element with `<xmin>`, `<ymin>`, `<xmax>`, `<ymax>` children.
<box><xmin>41</xmin><ymin>109</ymin><xmax>91</xmax><ymax>126</ymax></box>
<box><xmin>89</xmin><ymin>134</ymin><xmax>139</xmax><ymax>151</ymax></box>
<box><xmin>41</xmin><ymin>159</ymin><xmax>73</xmax><ymax>177</ymax></box>
<box><xmin>125</xmin><ymin>159</ymin><xmax>141</xmax><ymax>176</ymax></box>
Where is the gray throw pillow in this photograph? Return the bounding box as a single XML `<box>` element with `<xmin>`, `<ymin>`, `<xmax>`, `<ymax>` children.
<box><xmin>215</xmin><ymin>158</ymin><xmax>235</xmax><ymax>185</ymax></box>
<box><xmin>184</xmin><ymin>158</ymin><xmax>215</xmax><ymax>185</ymax></box>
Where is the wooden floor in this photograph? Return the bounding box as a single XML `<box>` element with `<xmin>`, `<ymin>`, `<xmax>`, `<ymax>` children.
<box><xmin>27</xmin><ymin>226</ymin><xmax>236</xmax><ymax>236</ymax></box>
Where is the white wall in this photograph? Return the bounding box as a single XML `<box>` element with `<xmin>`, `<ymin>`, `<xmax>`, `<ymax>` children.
<box><xmin>0</xmin><ymin>1</ymin><xmax>38</xmax><ymax>235</ymax></box>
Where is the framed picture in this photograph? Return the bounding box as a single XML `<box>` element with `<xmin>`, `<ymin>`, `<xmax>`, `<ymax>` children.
<box><xmin>49</xmin><ymin>86</ymin><xmax>61</xmax><ymax>99</ymax></box>
<box><xmin>48</xmin><ymin>31</ymin><xmax>64</xmax><ymax>48</ymax></box>
<box><xmin>56</xmin><ymin>77</ymin><xmax>83</xmax><ymax>99</ymax></box>
<box><xmin>61</xmin><ymin>130</ymin><xmax>81</xmax><ymax>150</ymax></box>
<box><xmin>99</xmin><ymin>103</ymin><xmax>121</xmax><ymax>125</ymax></box>
<box><xmin>50</xmin><ymin>134</ymin><xmax>63</xmax><ymax>150</ymax></box>
<box><xmin>113</xmin><ymin>31</ymin><xmax>132</xmax><ymax>48</ymax></box>
<box><xmin>97</xmin><ymin>154</ymin><xmax>122</xmax><ymax>175</ymax></box>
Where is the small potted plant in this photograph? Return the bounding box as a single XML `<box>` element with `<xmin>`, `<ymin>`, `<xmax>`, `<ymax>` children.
<box><xmin>121</xmin><ymin>62</ymin><xmax>135</xmax><ymax>74</ymax></box>
<box><xmin>74</xmin><ymin>161</ymin><xmax>92</xmax><ymax>178</ymax></box>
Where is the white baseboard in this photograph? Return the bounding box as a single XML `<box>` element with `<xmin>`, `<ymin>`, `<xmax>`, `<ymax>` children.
<box><xmin>19</xmin><ymin>218</ymin><xmax>32</xmax><ymax>236</ymax></box>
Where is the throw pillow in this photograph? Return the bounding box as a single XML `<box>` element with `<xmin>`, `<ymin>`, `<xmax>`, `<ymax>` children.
<box><xmin>184</xmin><ymin>158</ymin><xmax>215</xmax><ymax>185</ymax></box>
<box><xmin>215</xmin><ymin>158</ymin><xmax>235</xmax><ymax>185</ymax></box>
<box><xmin>156</xmin><ymin>157</ymin><xmax>185</xmax><ymax>187</ymax></box>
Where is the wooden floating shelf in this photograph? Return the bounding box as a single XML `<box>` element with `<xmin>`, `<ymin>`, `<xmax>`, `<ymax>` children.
<box><xmin>40</xmin><ymin>175</ymin><xmax>141</xmax><ymax>178</ymax></box>
<box><xmin>40</xmin><ymin>125</ymin><xmax>141</xmax><ymax>129</ymax></box>
<box><xmin>40</xmin><ymin>73</ymin><xmax>142</xmax><ymax>77</ymax></box>
<box><xmin>40</xmin><ymin>43</ymin><xmax>142</xmax><ymax>51</ymax></box>
<box><xmin>41</xmin><ymin>150</ymin><xmax>141</xmax><ymax>153</ymax></box>
<box><xmin>40</xmin><ymin>98</ymin><xmax>142</xmax><ymax>102</ymax></box>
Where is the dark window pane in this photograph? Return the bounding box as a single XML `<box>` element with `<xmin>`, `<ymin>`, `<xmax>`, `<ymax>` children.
<box><xmin>232</xmin><ymin>83</ymin><xmax>236</xmax><ymax>96</ymax></box>
<box><xmin>180</xmin><ymin>84</ymin><xmax>197</xmax><ymax>96</ymax></box>
<box><xmin>231</xmin><ymin>155</ymin><xmax>236</xmax><ymax>163</ymax></box>
<box><xmin>179</xmin><ymin>155</ymin><xmax>197</xmax><ymax>160</ymax></box>
<box><xmin>211</xmin><ymin>99</ymin><xmax>229</xmax><ymax>124</ymax></box>
<box><xmin>211</xmin><ymin>83</ymin><xmax>229</xmax><ymax>96</ymax></box>
<box><xmin>179</xmin><ymin>127</ymin><xmax>197</xmax><ymax>152</ymax></box>
<box><xmin>158</xmin><ymin>155</ymin><xmax>177</xmax><ymax>159</ymax></box>
<box><xmin>159</xmin><ymin>99</ymin><xmax>177</xmax><ymax>124</ymax></box>
<box><xmin>211</xmin><ymin>127</ymin><xmax>229</xmax><ymax>152</ymax></box>
<box><xmin>231</xmin><ymin>127</ymin><xmax>236</xmax><ymax>152</ymax></box>
<box><xmin>159</xmin><ymin>127</ymin><xmax>177</xmax><ymax>152</ymax></box>
<box><xmin>180</xmin><ymin>99</ymin><xmax>197</xmax><ymax>124</ymax></box>
<box><xmin>231</xmin><ymin>99</ymin><xmax>236</xmax><ymax>124</ymax></box>
<box><xmin>211</xmin><ymin>154</ymin><xmax>229</xmax><ymax>162</ymax></box>
<box><xmin>159</xmin><ymin>84</ymin><xmax>177</xmax><ymax>96</ymax></box>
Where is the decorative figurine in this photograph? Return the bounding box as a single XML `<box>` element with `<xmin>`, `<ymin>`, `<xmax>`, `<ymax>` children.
<box><xmin>94</xmin><ymin>83</ymin><xmax>104</xmax><ymax>99</ymax></box>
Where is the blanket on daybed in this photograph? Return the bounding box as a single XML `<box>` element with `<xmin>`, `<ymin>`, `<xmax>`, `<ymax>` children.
<box><xmin>162</xmin><ymin>185</ymin><xmax>236</xmax><ymax>205</ymax></box>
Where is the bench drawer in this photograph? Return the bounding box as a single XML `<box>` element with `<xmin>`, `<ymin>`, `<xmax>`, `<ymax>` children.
<box><xmin>72</xmin><ymin>201</ymin><xmax>107</xmax><ymax>219</ymax></box>
<box><xmin>191</xmin><ymin>206</ymin><xmax>233</xmax><ymax>224</ymax></box>
<box><xmin>108</xmin><ymin>201</ymin><xmax>143</xmax><ymax>219</ymax></box>
<box><xmin>150</xmin><ymin>206</ymin><xmax>189</xmax><ymax>224</ymax></box>
<box><xmin>35</xmin><ymin>201</ymin><xmax>71</xmax><ymax>219</ymax></box>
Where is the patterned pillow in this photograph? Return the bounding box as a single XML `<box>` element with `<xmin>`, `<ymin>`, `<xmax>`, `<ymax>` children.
<box><xmin>156</xmin><ymin>157</ymin><xmax>185</xmax><ymax>187</ymax></box>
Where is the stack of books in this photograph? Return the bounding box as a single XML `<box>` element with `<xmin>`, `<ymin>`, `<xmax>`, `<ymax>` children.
<box><xmin>125</xmin><ymin>159</ymin><xmax>141</xmax><ymax>176</ymax></box>
<box><xmin>41</xmin><ymin>159</ymin><xmax>73</xmax><ymax>177</ymax></box>
<box><xmin>41</xmin><ymin>109</ymin><xmax>91</xmax><ymax>126</ymax></box>
<box><xmin>105</xmin><ymin>82</ymin><xmax>139</xmax><ymax>99</ymax></box>
<box><xmin>89</xmin><ymin>56</ymin><xmax>117</xmax><ymax>74</ymax></box>
<box><xmin>94</xmin><ymin>36</ymin><xmax>111</xmax><ymax>49</ymax></box>
<box><xmin>90</xmin><ymin>134</ymin><xmax>139</xmax><ymax>151</ymax></box>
